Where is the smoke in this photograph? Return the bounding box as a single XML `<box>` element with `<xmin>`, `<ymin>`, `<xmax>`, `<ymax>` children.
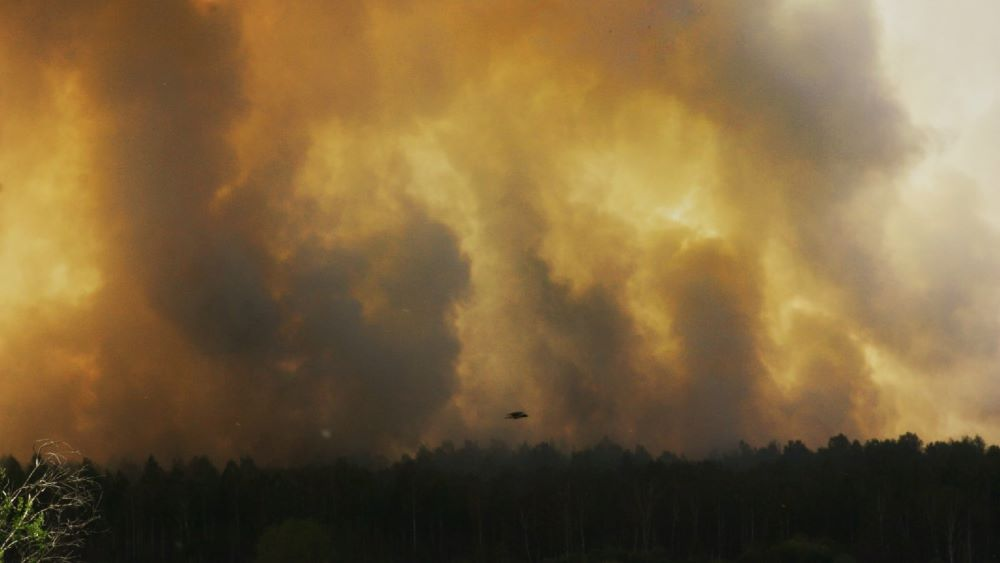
<box><xmin>0</xmin><ymin>0</ymin><xmax>991</xmax><ymax>461</ymax></box>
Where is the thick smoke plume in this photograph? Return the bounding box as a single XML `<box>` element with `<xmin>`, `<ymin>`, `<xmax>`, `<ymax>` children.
<box><xmin>0</xmin><ymin>0</ymin><xmax>990</xmax><ymax>461</ymax></box>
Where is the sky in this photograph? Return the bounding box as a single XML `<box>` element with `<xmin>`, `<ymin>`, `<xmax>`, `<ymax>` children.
<box><xmin>0</xmin><ymin>0</ymin><xmax>998</xmax><ymax>463</ymax></box>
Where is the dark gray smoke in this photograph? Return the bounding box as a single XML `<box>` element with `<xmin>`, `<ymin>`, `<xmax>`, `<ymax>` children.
<box><xmin>5</xmin><ymin>0</ymin><xmax>986</xmax><ymax>462</ymax></box>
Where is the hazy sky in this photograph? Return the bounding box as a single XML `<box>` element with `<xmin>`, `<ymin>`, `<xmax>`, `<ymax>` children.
<box><xmin>0</xmin><ymin>0</ymin><xmax>997</xmax><ymax>462</ymax></box>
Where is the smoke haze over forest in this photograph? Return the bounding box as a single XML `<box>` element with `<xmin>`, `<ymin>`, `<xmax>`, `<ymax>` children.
<box><xmin>1</xmin><ymin>0</ymin><xmax>999</xmax><ymax>462</ymax></box>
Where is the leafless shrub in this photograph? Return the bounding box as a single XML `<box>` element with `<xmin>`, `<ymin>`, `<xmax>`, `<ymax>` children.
<box><xmin>0</xmin><ymin>440</ymin><xmax>101</xmax><ymax>562</ymax></box>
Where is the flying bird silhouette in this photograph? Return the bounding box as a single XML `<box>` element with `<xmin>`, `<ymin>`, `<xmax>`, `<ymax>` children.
<box><xmin>505</xmin><ymin>411</ymin><xmax>528</xmax><ymax>420</ymax></box>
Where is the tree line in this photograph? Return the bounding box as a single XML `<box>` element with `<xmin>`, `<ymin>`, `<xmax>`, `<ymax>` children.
<box><xmin>3</xmin><ymin>433</ymin><xmax>999</xmax><ymax>562</ymax></box>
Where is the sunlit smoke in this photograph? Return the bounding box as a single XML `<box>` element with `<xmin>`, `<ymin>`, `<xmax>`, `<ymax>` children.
<box><xmin>0</xmin><ymin>0</ymin><xmax>994</xmax><ymax>462</ymax></box>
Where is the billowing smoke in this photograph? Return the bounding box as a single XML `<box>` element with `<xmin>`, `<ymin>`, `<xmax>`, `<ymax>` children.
<box><xmin>0</xmin><ymin>0</ymin><xmax>991</xmax><ymax>462</ymax></box>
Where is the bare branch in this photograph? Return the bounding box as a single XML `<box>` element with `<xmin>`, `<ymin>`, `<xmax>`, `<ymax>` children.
<box><xmin>0</xmin><ymin>440</ymin><xmax>101</xmax><ymax>562</ymax></box>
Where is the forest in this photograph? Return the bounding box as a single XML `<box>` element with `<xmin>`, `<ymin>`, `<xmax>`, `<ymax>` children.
<box><xmin>2</xmin><ymin>433</ymin><xmax>998</xmax><ymax>562</ymax></box>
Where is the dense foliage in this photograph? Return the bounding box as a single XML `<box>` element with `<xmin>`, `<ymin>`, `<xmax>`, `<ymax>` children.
<box><xmin>5</xmin><ymin>434</ymin><xmax>1000</xmax><ymax>562</ymax></box>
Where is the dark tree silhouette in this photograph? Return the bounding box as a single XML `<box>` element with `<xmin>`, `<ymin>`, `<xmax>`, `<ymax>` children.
<box><xmin>4</xmin><ymin>434</ymin><xmax>998</xmax><ymax>561</ymax></box>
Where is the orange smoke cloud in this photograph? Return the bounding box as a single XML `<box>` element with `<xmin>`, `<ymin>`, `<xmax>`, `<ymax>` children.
<box><xmin>0</xmin><ymin>0</ymin><xmax>984</xmax><ymax>462</ymax></box>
